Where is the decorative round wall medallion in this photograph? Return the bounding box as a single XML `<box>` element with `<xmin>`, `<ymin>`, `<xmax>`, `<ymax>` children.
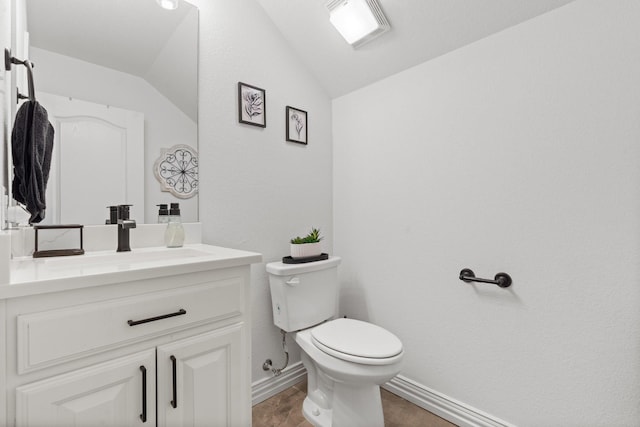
<box><xmin>154</xmin><ymin>144</ymin><xmax>198</xmax><ymax>199</ymax></box>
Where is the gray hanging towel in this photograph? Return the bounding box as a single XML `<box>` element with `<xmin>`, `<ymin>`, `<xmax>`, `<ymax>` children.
<box><xmin>11</xmin><ymin>100</ymin><xmax>54</xmax><ymax>224</ymax></box>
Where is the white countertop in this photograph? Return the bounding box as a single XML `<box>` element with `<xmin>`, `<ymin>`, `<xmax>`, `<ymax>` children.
<box><xmin>2</xmin><ymin>244</ymin><xmax>262</xmax><ymax>300</ymax></box>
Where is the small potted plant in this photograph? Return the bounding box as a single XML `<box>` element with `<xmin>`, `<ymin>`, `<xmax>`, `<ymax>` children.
<box><xmin>290</xmin><ymin>228</ymin><xmax>323</xmax><ymax>259</ymax></box>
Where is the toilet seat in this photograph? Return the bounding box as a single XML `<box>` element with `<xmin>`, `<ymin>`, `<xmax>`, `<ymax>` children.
<box><xmin>310</xmin><ymin>318</ymin><xmax>403</xmax><ymax>366</ymax></box>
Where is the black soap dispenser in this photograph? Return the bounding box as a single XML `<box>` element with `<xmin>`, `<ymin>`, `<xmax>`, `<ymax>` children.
<box><xmin>157</xmin><ymin>204</ymin><xmax>169</xmax><ymax>224</ymax></box>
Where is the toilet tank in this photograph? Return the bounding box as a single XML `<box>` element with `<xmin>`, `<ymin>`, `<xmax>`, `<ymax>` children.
<box><xmin>266</xmin><ymin>256</ymin><xmax>341</xmax><ymax>332</ymax></box>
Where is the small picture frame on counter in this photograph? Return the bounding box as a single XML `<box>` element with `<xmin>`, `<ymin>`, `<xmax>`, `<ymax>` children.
<box><xmin>33</xmin><ymin>224</ymin><xmax>85</xmax><ymax>258</ymax></box>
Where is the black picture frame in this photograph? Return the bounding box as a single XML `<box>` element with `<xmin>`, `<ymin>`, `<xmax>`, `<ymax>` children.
<box><xmin>238</xmin><ymin>82</ymin><xmax>266</xmax><ymax>127</ymax></box>
<box><xmin>286</xmin><ymin>106</ymin><xmax>308</xmax><ymax>145</ymax></box>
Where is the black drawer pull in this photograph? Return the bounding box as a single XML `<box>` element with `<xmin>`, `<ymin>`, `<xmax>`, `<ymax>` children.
<box><xmin>140</xmin><ymin>365</ymin><xmax>147</xmax><ymax>423</ymax></box>
<box><xmin>127</xmin><ymin>309</ymin><xmax>187</xmax><ymax>326</ymax></box>
<box><xmin>170</xmin><ymin>355</ymin><xmax>178</xmax><ymax>408</ymax></box>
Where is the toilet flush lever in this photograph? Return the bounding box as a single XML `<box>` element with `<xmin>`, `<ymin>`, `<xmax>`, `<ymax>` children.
<box><xmin>285</xmin><ymin>277</ymin><xmax>300</xmax><ymax>286</ymax></box>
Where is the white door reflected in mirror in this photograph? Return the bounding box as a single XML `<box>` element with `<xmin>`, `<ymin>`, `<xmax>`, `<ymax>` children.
<box><xmin>39</xmin><ymin>92</ymin><xmax>144</xmax><ymax>225</ymax></box>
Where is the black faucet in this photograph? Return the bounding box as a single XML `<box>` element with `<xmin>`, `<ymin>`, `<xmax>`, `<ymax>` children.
<box><xmin>116</xmin><ymin>204</ymin><xmax>136</xmax><ymax>252</ymax></box>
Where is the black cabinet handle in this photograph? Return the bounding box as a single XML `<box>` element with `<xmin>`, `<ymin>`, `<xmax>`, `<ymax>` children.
<box><xmin>170</xmin><ymin>355</ymin><xmax>177</xmax><ymax>409</ymax></box>
<box><xmin>140</xmin><ymin>365</ymin><xmax>147</xmax><ymax>423</ymax></box>
<box><xmin>127</xmin><ymin>309</ymin><xmax>187</xmax><ymax>326</ymax></box>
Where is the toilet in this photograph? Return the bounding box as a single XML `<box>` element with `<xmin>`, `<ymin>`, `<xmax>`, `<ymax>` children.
<box><xmin>266</xmin><ymin>256</ymin><xmax>403</xmax><ymax>427</ymax></box>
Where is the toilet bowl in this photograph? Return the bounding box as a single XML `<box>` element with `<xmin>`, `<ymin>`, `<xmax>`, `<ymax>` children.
<box><xmin>266</xmin><ymin>257</ymin><xmax>404</xmax><ymax>427</ymax></box>
<box><xmin>295</xmin><ymin>319</ymin><xmax>403</xmax><ymax>427</ymax></box>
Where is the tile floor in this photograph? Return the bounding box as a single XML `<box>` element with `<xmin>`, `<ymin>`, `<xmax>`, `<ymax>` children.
<box><xmin>252</xmin><ymin>379</ymin><xmax>456</xmax><ymax>427</ymax></box>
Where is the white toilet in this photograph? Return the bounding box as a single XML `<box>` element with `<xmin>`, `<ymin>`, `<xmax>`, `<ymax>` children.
<box><xmin>266</xmin><ymin>256</ymin><xmax>403</xmax><ymax>427</ymax></box>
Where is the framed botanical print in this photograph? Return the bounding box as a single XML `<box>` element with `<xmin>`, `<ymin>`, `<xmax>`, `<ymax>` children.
<box><xmin>238</xmin><ymin>82</ymin><xmax>266</xmax><ymax>127</ymax></box>
<box><xmin>286</xmin><ymin>106</ymin><xmax>307</xmax><ymax>144</ymax></box>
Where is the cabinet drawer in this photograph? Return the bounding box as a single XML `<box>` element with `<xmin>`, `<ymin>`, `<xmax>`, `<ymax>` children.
<box><xmin>17</xmin><ymin>277</ymin><xmax>244</xmax><ymax>374</ymax></box>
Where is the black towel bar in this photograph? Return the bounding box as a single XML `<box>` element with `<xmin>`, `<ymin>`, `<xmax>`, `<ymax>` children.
<box><xmin>5</xmin><ymin>47</ymin><xmax>36</xmax><ymax>101</ymax></box>
<box><xmin>459</xmin><ymin>268</ymin><xmax>512</xmax><ymax>288</ymax></box>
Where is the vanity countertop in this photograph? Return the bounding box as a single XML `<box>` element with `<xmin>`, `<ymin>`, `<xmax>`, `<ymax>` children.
<box><xmin>2</xmin><ymin>244</ymin><xmax>262</xmax><ymax>300</ymax></box>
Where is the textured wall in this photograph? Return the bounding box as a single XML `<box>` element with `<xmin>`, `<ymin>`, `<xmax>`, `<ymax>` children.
<box><xmin>190</xmin><ymin>0</ymin><xmax>334</xmax><ymax>385</ymax></box>
<box><xmin>333</xmin><ymin>0</ymin><xmax>640</xmax><ymax>425</ymax></box>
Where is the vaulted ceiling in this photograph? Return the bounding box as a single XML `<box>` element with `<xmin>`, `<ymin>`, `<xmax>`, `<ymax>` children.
<box><xmin>255</xmin><ymin>0</ymin><xmax>576</xmax><ymax>98</ymax></box>
<box><xmin>26</xmin><ymin>0</ymin><xmax>577</xmax><ymax>103</ymax></box>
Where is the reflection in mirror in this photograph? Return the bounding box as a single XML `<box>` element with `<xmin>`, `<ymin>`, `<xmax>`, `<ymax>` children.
<box><xmin>14</xmin><ymin>0</ymin><xmax>198</xmax><ymax>225</ymax></box>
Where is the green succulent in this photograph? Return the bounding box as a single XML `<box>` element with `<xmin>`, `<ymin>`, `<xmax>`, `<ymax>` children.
<box><xmin>290</xmin><ymin>228</ymin><xmax>323</xmax><ymax>244</ymax></box>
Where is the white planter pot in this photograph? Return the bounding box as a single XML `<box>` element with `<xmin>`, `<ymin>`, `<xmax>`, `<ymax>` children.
<box><xmin>290</xmin><ymin>242</ymin><xmax>322</xmax><ymax>259</ymax></box>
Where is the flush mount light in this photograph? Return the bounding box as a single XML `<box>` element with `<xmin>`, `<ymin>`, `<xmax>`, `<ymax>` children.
<box><xmin>326</xmin><ymin>0</ymin><xmax>390</xmax><ymax>48</ymax></box>
<box><xmin>156</xmin><ymin>0</ymin><xmax>178</xmax><ymax>10</ymax></box>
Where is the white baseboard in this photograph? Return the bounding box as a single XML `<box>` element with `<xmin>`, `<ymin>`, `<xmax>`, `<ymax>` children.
<box><xmin>252</xmin><ymin>366</ymin><xmax>513</xmax><ymax>427</ymax></box>
<box><xmin>383</xmin><ymin>375</ymin><xmax>515</xmax><ymax>427</ymax></box>
<box><xmin>251</xmin><ymin>361</ymin><xmax>307</xmax><ymax>406</ymax></box>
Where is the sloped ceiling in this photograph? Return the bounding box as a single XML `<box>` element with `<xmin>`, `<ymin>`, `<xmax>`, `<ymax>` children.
<box><xmin>27</xmin><ymin>0</ymin><xmax>578</xmax><ymax>105</ymax></box>
<box><xmin>255</xmin><ymin>0</ymin><xmax>577</xmax><ymax>98</ymax></box>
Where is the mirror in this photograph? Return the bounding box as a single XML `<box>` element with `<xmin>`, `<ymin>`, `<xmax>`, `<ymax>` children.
<box><xmin>10</xmin><ymin>0</ymin><xmax>198</xmax><ymax>225</ymax></box>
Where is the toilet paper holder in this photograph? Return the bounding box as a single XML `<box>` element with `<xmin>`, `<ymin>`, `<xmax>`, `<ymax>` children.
<box><xmin>459</xmin><ymin>268</ymin><xmax>512</xmax><ymax>288</ymax></box>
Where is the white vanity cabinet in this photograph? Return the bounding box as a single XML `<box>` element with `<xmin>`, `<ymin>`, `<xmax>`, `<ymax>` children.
<box><xmin>15</xmin><ymin>325</ymin><xmax>245</xmax><ymax>427</ymax></box>
<box><xmin>2</xmin><ymin>245</ymin><xmax>260</xmax><ymax>427</ymax></box>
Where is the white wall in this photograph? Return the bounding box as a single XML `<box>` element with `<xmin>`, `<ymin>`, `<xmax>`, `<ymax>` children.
<box><xmin>0</xmin><ymin>0</ymin><xmax>9</xmax><ymax>227</ymax></box>
<box><xmin>190</xmin><ymin>0</ymin><xmax>333</xmax><ymax>384</ymax></box>
<box><xmin>0</xmin><ymin>1</ymin><xmax>11</xmax><ymax>206</ymax></box>
<box><xmin>1</xmin><ymin>0</ymin><xmax>25</xmax><ymax>223</ymax></box>
<box><xmin>30</xmin><ymin>48</ymin><xmax>197</xmax><ymax>224</ymax></box>
<box><xmin>333</xmin><ymin>0</ymin><xmax>640</xmax><ymax>425</ymax></box>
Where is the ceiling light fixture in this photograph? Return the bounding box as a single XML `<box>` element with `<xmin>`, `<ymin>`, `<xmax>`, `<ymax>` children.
<box><xmin>156</xmin><ymin>0</ymin><xmax>178</xmax><ymax>11</ymax></box>
<box><xmin>326</xmin><ymin>0</ymin><xmax>390</xmax><ymax>48</ymax></box>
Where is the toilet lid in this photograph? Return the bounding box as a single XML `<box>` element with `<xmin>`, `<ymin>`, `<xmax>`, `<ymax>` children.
<box><xmin>311</xmin><ymin>318</ymin><xmax>403</xmax><ymax>365</ymax></box>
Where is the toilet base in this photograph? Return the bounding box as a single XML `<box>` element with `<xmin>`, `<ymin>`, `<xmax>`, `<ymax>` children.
<box><xmin>295</xmin><ymin>328</ymin><xmax>398</xmax><ymax>427</ymax></box>
<box><xmin>302</xmin><ymin>381</ymin><xmax>385</xmax><ymax>427</ymax></box>
<box><xmin>302</xmin><ymin>397</ymin><xmax>332</xmax><ymax>427</ymax></box>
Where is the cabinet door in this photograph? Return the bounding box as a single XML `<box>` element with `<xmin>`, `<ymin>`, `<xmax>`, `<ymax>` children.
<box><xmin>157</xmin><ymin>323</ymin><xmax>247</xmax><ymax>427</ymax></box>
<box><xmin>16</xmin><ymin>349</ymin><xmax>156</xmax><ymax>427</ymax></box>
